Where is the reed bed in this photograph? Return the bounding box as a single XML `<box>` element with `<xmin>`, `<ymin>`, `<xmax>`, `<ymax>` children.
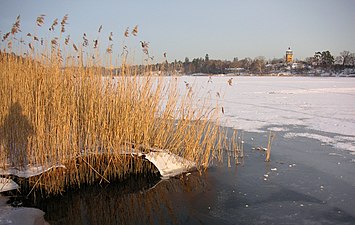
<box><xmin>0</xmin><ymin>15</ymin><xmax>227</xmax><ymax>195</ymax></box>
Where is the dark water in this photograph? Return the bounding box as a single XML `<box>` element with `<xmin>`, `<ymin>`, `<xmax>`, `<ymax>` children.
<box><xmin>23</xmin><ymin>126</ymin><xmax>355</xmax><ymax>225</ymax></box>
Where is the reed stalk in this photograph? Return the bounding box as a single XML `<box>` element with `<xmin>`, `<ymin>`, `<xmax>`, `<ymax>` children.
<box><xmin>265</xmin><ymin>131</ymin><xmax>275</xmax><ymax>162</ymax></box>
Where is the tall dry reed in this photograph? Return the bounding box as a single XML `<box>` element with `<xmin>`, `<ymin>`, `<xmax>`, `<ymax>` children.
<box><xmin>0</xmin><ymin>15</ymin><xmax>226</xmax><ymax>195</ymax></box>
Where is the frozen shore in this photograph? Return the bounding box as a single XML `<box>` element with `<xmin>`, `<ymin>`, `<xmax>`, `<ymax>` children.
<box><xmin>22</xmin><ymin>126</ymin><xmax>355</xmax><ymax>225</ymax></box>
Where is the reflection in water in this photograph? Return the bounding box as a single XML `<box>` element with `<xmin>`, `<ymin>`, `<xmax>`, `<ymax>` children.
<box><xmin>28</xmin><ymin>172</ymin><xmax>210</xmax><ymax>225</ymax></box>
<box><xmin>0</xmin><ymin>102</ymin><xmax>34</xmax><ymax>168</ymax></box>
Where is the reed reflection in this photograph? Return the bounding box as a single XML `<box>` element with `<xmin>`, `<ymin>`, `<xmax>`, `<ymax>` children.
<box><xmin>30</xmin><ymin>171</ymin><xmax>209</xmax><ymax>225</ymax></box>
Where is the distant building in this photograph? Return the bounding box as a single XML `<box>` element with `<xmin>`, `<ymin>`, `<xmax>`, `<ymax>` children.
<box><xmin>286</xmin><ymin>47</ymin><xmax>293</xmax><ymax>63</ymax></box>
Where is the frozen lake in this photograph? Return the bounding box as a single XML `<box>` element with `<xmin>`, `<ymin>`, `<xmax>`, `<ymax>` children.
<box><xmin>10</xmin><ymin>76</ymin><xmax>355</xmax><ymax>225</ymax></box>
<box><xmin>179</xmin><ymin>76</ymin><xmax>355</xmax><ymax>154</ymax></box>
<box><xmin>26</xmin><ymin>127</ymin><xmax>355</xmax><ymax>225</ymax></box>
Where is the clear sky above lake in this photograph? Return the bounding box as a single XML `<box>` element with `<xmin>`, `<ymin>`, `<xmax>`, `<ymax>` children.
<box><xmin>1</xmin><ymin>0</ymin><xmax>355</xmax><ymax>63</ymax></box>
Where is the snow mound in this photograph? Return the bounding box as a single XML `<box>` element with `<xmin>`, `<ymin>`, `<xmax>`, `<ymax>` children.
<box><xmin>145</xmin><ymin>151</ymin><xmax>196</xmax><ymax>178</ymax></box>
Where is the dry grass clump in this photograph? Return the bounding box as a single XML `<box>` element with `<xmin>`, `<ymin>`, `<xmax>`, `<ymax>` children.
<box><xmin>0</xmin><ymin>15</ymin><xmax>226</xmax><ymax>195</ymax></box>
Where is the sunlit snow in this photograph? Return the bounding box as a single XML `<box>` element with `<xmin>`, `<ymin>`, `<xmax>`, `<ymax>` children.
<box><xmin>177</xmin><ymin>76</ymin><xmax>355</xmax><ymax>154</ymax></box>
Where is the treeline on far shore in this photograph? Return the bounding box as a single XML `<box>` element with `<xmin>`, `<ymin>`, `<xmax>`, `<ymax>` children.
<box><xmin>2</xmin><ymin>49</ymin><xmax>355</xmax><ymax>76</ymax></box>
<box><xmin>119</xmin><ymin>51</ymin><xmax>355</xmax><ymax>76</ymax></box>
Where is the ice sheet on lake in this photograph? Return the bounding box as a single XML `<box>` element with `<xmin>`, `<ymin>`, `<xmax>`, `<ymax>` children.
<box><xmin>285</xmin><ymin>132</ymin><xmax>355</xmax><ymax>154</ymax></box>
<box><xmin>176</xmin><ymin>76</ymin><xmax>355</xmax><ymax>153</ymax></box>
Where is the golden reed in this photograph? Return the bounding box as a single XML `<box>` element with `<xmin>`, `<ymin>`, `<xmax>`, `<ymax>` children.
<box><xmin>0</xmin><ymin>15</ymin><xmax>227</xmax><ymax>196</ymax></box>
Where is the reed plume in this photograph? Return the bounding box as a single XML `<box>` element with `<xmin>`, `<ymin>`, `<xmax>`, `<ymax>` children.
<box><xmin>49</xmin><ymin>18</ymin><xmax>58</xmax><ymax>31</ymax></box>
<box><xmin>60</xmin><ymin>14</ymin><xmax>68</xmax><ymax>33</ymax></box>
<box><xmin>11</xmin><ymin>15</ymin><xmax>21</xmax><ymax>35</ymax></box>
<box><xmin>132</xmin><ymin>25</ymin><xmax>138</xmax><ymax>36</ymax></box>
<box><xmin>36</xmin><ymin>14</ymin><xmax>45</xmax><ymax>27</ymax></box>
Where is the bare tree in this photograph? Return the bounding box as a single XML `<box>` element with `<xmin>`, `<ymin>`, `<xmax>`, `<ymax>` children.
<box><xmin>251</xmin><ymin>56</ymin><xmax>266</xmax><ymax>74</ymax></box>
<box><xmin>340</xmin><ymin>50</ymin><xmax>351</xmax><ymax>66</ymax></box>
<box><xmin>350</xmin><ymin>53</ymin><xmax>355</xmax><ymax>66</ymax></box>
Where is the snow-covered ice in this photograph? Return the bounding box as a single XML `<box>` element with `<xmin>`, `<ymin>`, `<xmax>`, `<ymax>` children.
<box><xmin>176</xmin><ymin>76</ymin><xmax>355</xmax><ymax>154</ymax></box>
<box><xmin>0</xmin><ymin>178</ymin><xmax>19</xmax><ymax>193</ymax></box>
<box><xmin>119</xmin><ymin>145</ymin><xmax>196</xmax><ymax>178</ymax></box>
<box><xmin>0</xmin><ymin>164</ymin><xmax>66</xmax><ymax>179</ymax></box>
<box><xmin>144</xmin><ymin>151</ymin><xmax>196</xmax><ymax>178</ymax></box>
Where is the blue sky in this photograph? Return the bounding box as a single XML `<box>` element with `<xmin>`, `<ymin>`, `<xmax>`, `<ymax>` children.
<box><xmin>1</xmin><ymin>0</ymin><xmax>355</xmax><ymax>63</ymax></box>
